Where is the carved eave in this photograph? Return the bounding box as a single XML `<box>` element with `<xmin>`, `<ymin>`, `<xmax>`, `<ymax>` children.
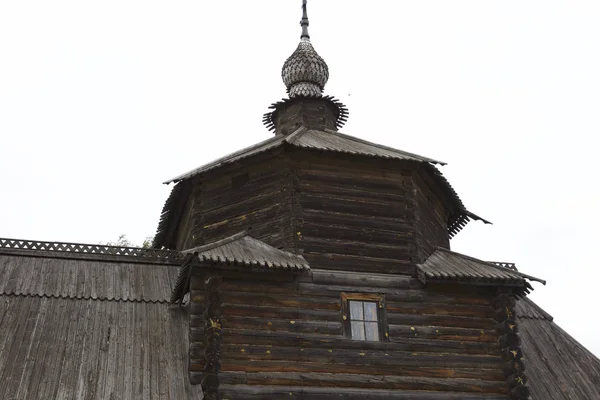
<box><xmin>262</xmin><ymin>95</ymin><xmax>349</xmax><ymax>133</ymax></box>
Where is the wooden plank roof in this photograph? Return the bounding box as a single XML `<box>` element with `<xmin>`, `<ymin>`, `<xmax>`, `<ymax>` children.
<box><xmin>516</xmin><ymin>298</ymin><xmax>600</xmax><ymax>399</ymax></box>
<box><xmin>417</xmin><ymin>248</ymin><xmax>545</xmax><ymax>290</ymax></box>
<box><xmin>185</xmin><ymin>231</ymin><xmax>309</xmax><ymax>271</ymax></box>
<box><xmin>0</xmin><ymin>253</ymin><xmax>179</xmax><ymax>302</ymax></box>
<box><xmin>164</xmin><ymin>127</ymin><xmax>444</xmax><ymax>184</ymax></box>
<box><xmin>170</xmin><ymin>231</ymin><xmax>309</xmax><ymax>304</ymax></box>
<box><xmin>0</xmin><ymin>252</ymin><xmax>202</xmax><ymax>400</ymax></box>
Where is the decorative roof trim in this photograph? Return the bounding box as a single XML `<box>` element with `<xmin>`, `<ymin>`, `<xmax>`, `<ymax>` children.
<box><xmin>417</xmin><ymin>247</ymin><xmax>545</xmax><ymax>296</ymax></box>
<box><xmin>0</xmin><ymin>237</ymin><xmax>183</xmax><ymax>265</ymax></box>
<box><xmin>435</xmin><ymin>247</ymin><xmax>546</xmax><ymax>285</ymax></box>
<box><xmin>262</xmin><ymin>96</ymin><xmax>349</xmax><ymax>132</ymax></box>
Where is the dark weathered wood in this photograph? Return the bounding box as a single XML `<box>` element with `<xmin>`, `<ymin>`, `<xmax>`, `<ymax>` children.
<box><xmin>177</xmin><ymin>147</ymin><xmax>513</xmax><ymax>398</ymax></box>
<box><xmin>219</xmin><ymin>360</ymin><xmax>505</xmax><ymax>380</ymax></box>
<box><xmin>199</xmin><ymin>275</ymin><xmax>223</xmax><ymax>400</ymax></box>
<box><xmin>218</xmin><ymin>384</ymin><xmax>510</xmax><ymax>400</ymax></box>
<box><xmin>219</xmin><ymin>371</ymin><xmax>507</xmax><ymax>393</ymax></box>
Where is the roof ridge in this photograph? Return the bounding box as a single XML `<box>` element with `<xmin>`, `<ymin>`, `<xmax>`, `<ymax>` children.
<box><xmin>284</xmin><ymin>125</ymin><xmax>308</xmax><ymax>144</ymax></box>
<box><xmin>322</xmin><ymin>128</ymin><xmax>445</xmax><ymax>165</ymax></box>
<box><xmin>164</xmin><ymin>135</ymin><xmax>284</xmax><ymax>184</ymax></box>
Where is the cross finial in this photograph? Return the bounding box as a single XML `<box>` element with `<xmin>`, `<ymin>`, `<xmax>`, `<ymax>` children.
<box><xmin>301</xmin><ymin>0</ymin><xmax>310</xmax><ymax>40</ymax></box>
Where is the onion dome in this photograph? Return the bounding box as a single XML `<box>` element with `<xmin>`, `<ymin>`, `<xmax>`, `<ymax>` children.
<box><xmin>281</xmin><ymin>1</ymin><xmax>329</xmax><ymax>97</ymax></box>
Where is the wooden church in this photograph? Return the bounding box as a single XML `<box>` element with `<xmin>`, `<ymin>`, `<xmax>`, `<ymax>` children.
<box><xmin>1</xmin><ymin>1</ymin><xmax>599</xmax><ymax>399</ymax></box>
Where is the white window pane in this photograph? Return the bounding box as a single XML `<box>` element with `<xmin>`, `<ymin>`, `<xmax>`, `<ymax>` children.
<box><xmin>364</xmin><ymin>302</ymin><xmax>378</xmax><ymax>322</ymax></box>
<box><xmin>351</xmin><ymin>321</ymin><xmax>365</xmax><ymax>340</ymax></box>
<box><xmin>349</xmin><ymin>301</ymin><xmax>363</xmax><ymax>321</ymax></box>
<box><xmin>365</xmin><ymin>322</ymin><xmax>379</xmax><ymax>341</ymax></box>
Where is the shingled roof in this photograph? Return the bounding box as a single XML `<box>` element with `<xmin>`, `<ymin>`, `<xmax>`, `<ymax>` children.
<box><xmin>0</xmin><ymin>248</ymin><xmax>202</xmax><ymax>400</ymax></box>
<box><xmin>165</xmin><ymin>127</ymin><xmax>444</xmax><ymax>184</ymax></box>
<box><xmin>516</xmin><ymin>298</ymin><xmax>600</xmax><ymax>399</ymax></box>
<box><xmin>170</xmin><ymin>231</ymin><xmax>309</xmax><ymax>303</ymax></box>
<box><xmin>417</xmin><ymin>247</ymin><xmax>545</xmax><ymax>294</ymax></box>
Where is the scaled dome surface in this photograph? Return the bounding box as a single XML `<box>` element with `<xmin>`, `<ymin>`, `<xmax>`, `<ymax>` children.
<box><xmin>282</xmin><ymin>39</ymin><xmax>329</xmax><ymax>97</ymax></box>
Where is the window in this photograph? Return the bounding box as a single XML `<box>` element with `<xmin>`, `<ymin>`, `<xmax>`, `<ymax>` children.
<box><xmin>341</xmin><ymin>293</ymin><xmax>387</xmax><ymax>342</ymax></box>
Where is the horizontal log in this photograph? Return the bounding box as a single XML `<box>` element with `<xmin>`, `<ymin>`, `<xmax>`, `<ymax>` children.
<box><xmin>297</xmin><ymin>180</ymin><xmax>410</xmax><ymax>203</ymax></box>
<box><xmin>386</xmin><ymin>303</ymin><xmax>495</xmax><ymax>319</ymax></box>
<box><xmin>202</xmin><ymin>215</ymin><xmax>290</xmax><ymax>244</ymax></box>
<box><xmin>201</xmin><ymin>156</ymin><xmax>285</xmax><ymax>192</ymax></box>
<box><xmin>219</xmin><ymin>360</ymin><xmax>504</xmax><ymax>381</ymax></box>
<box><xmin>300</xmin><ymin>237</ymin><xmax>411</xmax><ymax>260</ymax></box>
<box><xmin>304</xmin><ymin>252</ymin><xmax>413</xmax><ymax>274</ymax></box>
<box><xmin>299</xmin><ymin>193</ymin><xmax>413</xmax><ymax>219</ymax></box>
<box><xmin>219</xmin><ymin>371</ymin><xmax>507</xmax><ymax>394</ymax></box>
<box><xmin>219</xmin><ymin>384</ymin><xmax>509</xmax><ymax>400</ymax></box>
<box><xmin>202</xmin><ymin>189</ymin><xmax>283</xmax><ymax>225</ymax></box>
<box><xmin>202</xmin><ymin>204</ymin><xmax>285</xmax><ymax>238</ymax></box>
<box><xmin>302</xmin><ymin>209</ymin><xmax>414</xmax><ymax>233</ymax></box>
<box><xmin>296</xmin><ymin>162</ymin><xmax>411</xmax><ymax>186</ymax></box>
<box><xmin>222</xmin><ymin>292</ymin><xmax>341</xmax><ymax>311</ymax></box>
<box><xmin>222</xmin><ymin>316</ymin><xmax>342</xmax><ymax>335</ymax></box>
<box><xmin>308</xmin><ymin>269</ymin><xmax>417</xmax><ymax>288</ymax></box>
<box><xmin>389</xmin><ymin>325</ymin><xmax>498</xmax><ymax>343</ymax></box>
<box><xmin>219</xmin><ymin>280</ymin><xmax>494</xmax><ymax>308</ymax></box>
<box><xmin>301</xmin><ymin>221</ymin><xmax>413</xmax><ymax>247</ymax></box>
<box><xmin>221</xmin><ymin>281</ymin><xmax>432</xmax><ymax>302</ymax></box>
<box><xmin>387</xmin><ymin>314</ymin><xmax>496</xmax><ymax>330</ymax></box>
<box><xmin>222</xmin><ymin>304</ymin><xmax>340</xmax><ymax>322</ymax></box>
<box><xmin>202</xmin><ymin>178</ymin><xmax>283</xmax><ymax>210</ymax></box>
<box><xmin>218</xmin><ymin>344</ymin><xmax>503</xmax><ymax>369</ymax></box>
<box><xmin>221</xmin><ymin>329</ymin><xmax>498</xmax><ymax>355</ymax></box>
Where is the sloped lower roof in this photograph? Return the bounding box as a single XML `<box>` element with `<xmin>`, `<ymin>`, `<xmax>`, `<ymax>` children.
<box><xmin>165</xmin><ymin>127</ymin><xmax>444</xmax><ymax>184</ymax></box>
<box><xmin>0</xmin><ymin>253</ymin><xmax>179</xmax><ymax>302</ymax></box>
<box><xmin>189</xmin><ymin>231</ymin><xmax>308</xmax><ymax>270</ymax></box>
<box><xmin>171</xmin><ymin>232</ymin><xmax>309</xmax><ymax>303</ymax></box>
<box><xmin>516</xmin><ymin>298</ymin><xmax>600</xmax><ymax>399</ymax></box>
<box><xmin>0</xmin><ymin>251</ymin><xmax>202</xmax><ymax>400</ymax></box>
<box><xmin>417</xmin><ymin>248</ymin><xmax>545</xmax><ymax>290</ymax></box>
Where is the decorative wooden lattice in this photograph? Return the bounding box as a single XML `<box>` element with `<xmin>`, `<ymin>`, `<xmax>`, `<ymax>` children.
<box><xmin>489</xmin><ymin>261</ymin><xmax>518</xmax><ymax>271</ymax></box>
<box><xmin>0</xmin><ymin>238</ymin><xmax>183</xmax><ymax>263</ymax></box>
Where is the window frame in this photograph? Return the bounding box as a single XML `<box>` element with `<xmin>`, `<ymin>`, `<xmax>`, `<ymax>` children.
<box><xmin>340</xmin><ymin>292</ymin><xmax>389</xmax><ymax>342</ymax></box>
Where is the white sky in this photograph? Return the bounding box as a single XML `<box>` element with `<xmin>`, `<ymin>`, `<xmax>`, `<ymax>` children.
<box><xmin>1</xmin><ymin>1</ymin><xmax>599</xmax><ymax>356</ymax></box>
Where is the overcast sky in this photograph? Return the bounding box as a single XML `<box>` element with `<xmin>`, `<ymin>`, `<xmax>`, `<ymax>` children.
<box><xmin>1</xmin><ymin>1</ymin><xmax>599</xmax><ymax>356</ymax></box>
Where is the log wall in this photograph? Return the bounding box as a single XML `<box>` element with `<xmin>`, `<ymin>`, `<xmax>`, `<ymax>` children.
<box><xmin>292</xmin><ymin>151</ymin><xmax>451</xmax><ymax>274</ymax></box>
<box><xmin>189</xmin><ymin>268</ymin><xmax>508</xmax><ymax>399</ymax></box>
<box><xmin>413</xmin><ymin>171</ymin><xmax>451</xmax><ymax>262</ymax></box>
<box><xmin>181</xmin><ymin>150</ymin><xmax>294</xmax><ymax>251</ymax></box>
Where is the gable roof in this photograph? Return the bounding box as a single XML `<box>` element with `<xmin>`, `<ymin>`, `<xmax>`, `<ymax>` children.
<box><xmin>165</xmin><ymin>127</ymin><xmax>444</xmax><ymax>184</ymax></box>
<box><xmin>417</xmin><ymin>247</ymin><xmax>545</xmax><ymax>292</ymax></box>
<box><xmin>170</xmin><ymin>231</ymin><xmax>309</xmax><ymax>303</ymax></box>
<box><xmin>0</xmin><ymin>250</ymin><xmax>202</xmax><ymax>400</ymax></box>
<box><xmin>516</xmin><ymin>298</ymin><xmax>600</xmax><ymax>399</ymax></box>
